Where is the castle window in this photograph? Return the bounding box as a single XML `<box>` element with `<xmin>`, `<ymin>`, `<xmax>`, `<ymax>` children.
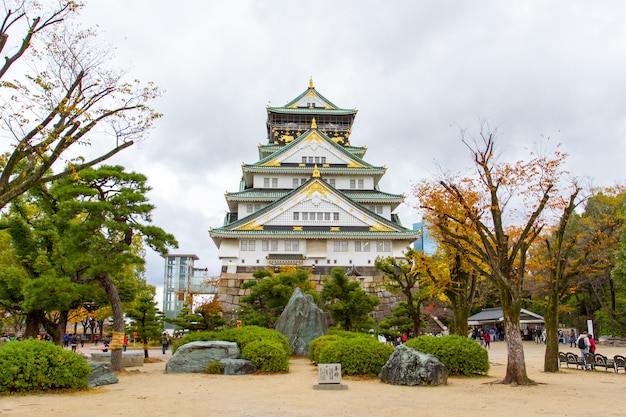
<box><xmin>285</xmin><ymin>240</ymin><xmax>299</xmax><ymax>251</ymax></box>
<box><xmin>355</xmin><ymin>241</ymin><xmax>370</xmax><ymax>252</ymax></box>
<box><xmin>358</xmin><ymin>179</ymin><xmax>364</xmax><ymax>189</ymax></box>
<box><xmin>241</xmin><ymin>240</ymin><xmax>255</xmax><ymax>251</ymax></box>
<box><xmin>333</xmin><ymin>212</ymin><xmax>339</xmax><ymax>221</ymax></box>
<box><xmin>262</xmin><ymin>240</ymin><xmax>277</xmax><ymax>251</ymax></box>
<box><xmin>350</xmin><ymin>179</ymin><xmax>356</xmax><ymax>189</ymax></box>
<box><xmin>376</xmin><ymin>241</ymin><xmax>391</xmax><ymax>252</ymax></box>
<box><xmin>293</xmin><ymin>178</ymin><xmax>299</xmax><ymax>188</ymax></box>
<box><xmin>333</xmin><ymin>241</ymin><xmax>348</xmax><ymax>252</ymax></box>
<box><xmin>293</xmin><ymin>212</ymin><xmax>299</xmax><ymax>221</ymax></box>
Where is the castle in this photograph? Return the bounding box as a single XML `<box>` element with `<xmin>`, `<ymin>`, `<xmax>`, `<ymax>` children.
<box><xmin>209</xmin><ymin>79</ymin><xmax>419</xmax><ymax>320</ymax></box>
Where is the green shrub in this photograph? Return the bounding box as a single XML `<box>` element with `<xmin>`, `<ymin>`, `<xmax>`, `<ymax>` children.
<box><xmin>308</xmin><ymin>335</ymin><xmax>340</xmax><ymax>364</ymax></box>
<box><xmin>404</xmin><ymin>335</ymin><xmax>489</xmax><ymax>376</ymax></box>
<box><xmin>171</xmin><ymin>326</ymin><xmax>290</xmax><ymax>373</ymax></box>
<box><xmin>318</xmin><ymin>337</ymin><xmax>394</xmax><ymax>376</ymax></box>
<box><xmin>205</xmin><ymin>361</ymin><xmax>224</xmax><ymax>374</ymax></box>
<box><xmin>241</xmin><ymin>340</ymin><xmax>289</xmax><ymax>373</ymax></box>
<box><xmin>0</xmin><ymin>339</ymin><xmax>91</xmax><ymax>393</ymax></box>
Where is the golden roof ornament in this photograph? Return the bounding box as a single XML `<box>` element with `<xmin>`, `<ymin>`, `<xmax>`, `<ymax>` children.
<box><xmin>311</xmin><ymin>118</ymin><xmax>317</xmax><ymax>129</ymax></box>
<box><xmin>309</xmin><ymin>76</ymin><xmax>314</xmax><ymax>89</ymax></box>
<box><xmin>312</xmin><ymin>164</ymin><xmax>320</xmax><ymax>178</ymax></box>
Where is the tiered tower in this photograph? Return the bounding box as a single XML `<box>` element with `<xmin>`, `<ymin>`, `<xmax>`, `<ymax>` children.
<box><xmin>210</xmin><ymin>80</ymin><xmax>419</xmax><ymax>316</ymax></box>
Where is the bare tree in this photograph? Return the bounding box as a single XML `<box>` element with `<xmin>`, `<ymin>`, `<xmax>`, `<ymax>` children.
<box><xmin>0</xmin><ymin>1</ymin><xmax>161</xmax><ymax>208</ymax></box>
<box><xmin>415</xmin><ymin>125</ymin><xmax>569</xmax><ymax>385</ymax></box>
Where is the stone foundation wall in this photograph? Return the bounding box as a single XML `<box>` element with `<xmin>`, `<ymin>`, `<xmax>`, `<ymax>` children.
<box><xmin>216</xmin><ymin>269</ymin><xmax>402</xmax><ymax>323</ymax></box>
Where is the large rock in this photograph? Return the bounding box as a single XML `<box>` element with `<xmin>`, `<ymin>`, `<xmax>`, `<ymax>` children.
<box><xmin>87</xmin><ymin>360</ymin><xmax>118</xmax><ymax>387</ymax></box>
<box><xmin>219</xmin><ymin>358</ymin><xmax>256</xmax><ymax>375</ymax></box>
<box><xmin>90</xmin><ymin>351</ymin><xmax>144</xmax><ymax>367</ymax></box>
<box><xmin>166</xmin><ymin>341</ymin><xmax>240</xmax><ymax>374</ymax></box>
<box><xmin>275</xmin><ymin>287</ymin><xmax>327</xmax><ymax>356</ymax></box>
<box><xmin>379</xmin><ymin>344</ymin><xmax>448</xmax><ymax>386</ymax></box>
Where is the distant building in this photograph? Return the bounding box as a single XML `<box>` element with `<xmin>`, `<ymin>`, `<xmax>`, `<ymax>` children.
<box><xmin>413</xmin><ymin>221</ymin><xmax>437</xmax><ymax>256</ymax></box>
<box><xmin>162</xmin><ymin>254</ymin><xmax>218</xmax><ymax>319</ymax></box>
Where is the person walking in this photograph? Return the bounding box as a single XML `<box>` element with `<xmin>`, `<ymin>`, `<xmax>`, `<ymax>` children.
<box><xmin>162</xmin><ymin>332</ymin><xmax>169</xmax><ymax>354</ymax></box>
<box><xmin>576</xmin><ymin>330</ymin><xmax>591</xmax><ymax>370</ymax></box>
<box><xmin>568</xmin><ymin>329</ymin><xmax>576</xmax><ymax>347</ymax></box>
<box><xmin>483</xmin><ymin>331</ymin><xmax>491</xmax><ymax>349</ymax></box>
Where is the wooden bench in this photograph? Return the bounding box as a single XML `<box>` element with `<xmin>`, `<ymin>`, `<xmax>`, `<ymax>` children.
<box><xmin>565</xmin><ymin>352</ymin><xmax>585</xmax><ymax>369</ymax></box>
<box><xmin>614</xmin><ymin>355</ymin><xmax>626</xmax><ymax>373</ymax></box>
<box><xmin>592</xmin><ymin>353</ymin><xmax>616</xmax><ymax>372</ymax></box>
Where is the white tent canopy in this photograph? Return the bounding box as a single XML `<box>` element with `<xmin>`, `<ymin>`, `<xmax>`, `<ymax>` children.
<box><xmin>468</xmin><ymin>307</ymin><xmax>544</xmax><ymax>326</ymax></box>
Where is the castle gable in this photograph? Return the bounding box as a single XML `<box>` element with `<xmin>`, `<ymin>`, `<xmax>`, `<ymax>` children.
<box><xmin>255</xmin><ymin>128</ymin><xmax>369</xmax><ymax>169</ymax></box>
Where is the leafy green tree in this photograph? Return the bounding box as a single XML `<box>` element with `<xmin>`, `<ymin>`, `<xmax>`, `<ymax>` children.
<box><xmin>240</xmin><ymin>268</ymin><xmax>315</xmax><ymax>328</ymax></box>
<box><xmin>166</xmin><ymin>297</ymin><xmax>225</xmax><ymax>332</ymax></box>
<box><xmin>375</xmin><ymin>248</ymin><xmax>438</xmax><ymax>336</ymax></box>
<box><xmin>48</xmin><ymin>165</ymin><xmax>177</xmax><ymax>370</ymax></box>
<box><xmin>378</xmin><ymin>301</ymin><xmax>417</xmax><ymax>337</ymax></box>
<box><xmin>0</xmin><ymin>1</ymin><xmax>161</xmax><ymax>209</ymax></box>
<box><xmin>127</xmin><ymin>287</ymin><xmax>162</xmax><ymax>358</ymax></box>
<box><xmin>320</xmin><ymin>267</ymin><xmax>380</xmax><ymax>332</ymax></box>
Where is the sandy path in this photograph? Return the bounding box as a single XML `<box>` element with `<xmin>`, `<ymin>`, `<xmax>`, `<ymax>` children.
<box><xmin>1</xmin><ymin>341</ymin><xmax>624</xmax><ymax>417</ymax></box>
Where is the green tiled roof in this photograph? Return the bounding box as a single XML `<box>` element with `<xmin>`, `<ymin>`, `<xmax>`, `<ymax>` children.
<box><xmin>213</xmin><ymin>177</ymin><xmax>415</xmax><ymax>237</ymax></box>
<box><xmin>267</xmin><ymin>84</ymin><xmax>356</xmax><ymax>114</ymax></box>
<box><xmin>210</xmin><ymin>228</ymin><xmax>421</xmax><ymax>239</ymax></box>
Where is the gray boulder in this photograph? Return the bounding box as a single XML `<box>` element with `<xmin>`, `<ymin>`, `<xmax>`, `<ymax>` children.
<box><xmin>166</xmin><ymin>341</ymin><xmax>240</xmax><ymax>374</ymax></box>
<box><xmin>379</xmin><ymin>344</ymin><xmax>448</xmax><ymax>386</ymax></box>
<box><xmin>275</xmin><ymin>287</ymin><xmax>327</xmax><ymax>356</ymax></box>
<box><xmin>219</xmin><ymin>358</ymin><xmax>256</xmax><ymax>375</ymax></box>
<box><xmin>87</xmin><ymin>360</ymin><xmax>118</xmax><ymax>387</ymax></box>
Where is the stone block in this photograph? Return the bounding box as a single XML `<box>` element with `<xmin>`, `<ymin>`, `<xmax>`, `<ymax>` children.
<box><xmin>90</xmin><ymin>351</ymin><xmax>144</xmax><ymax>367</ymax></box>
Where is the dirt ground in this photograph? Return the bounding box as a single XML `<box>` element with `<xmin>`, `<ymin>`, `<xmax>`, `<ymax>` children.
<box><xmin>1</xmin><ymin>340</ymin><xmax>624</xmax><ymax>417</ymax></box>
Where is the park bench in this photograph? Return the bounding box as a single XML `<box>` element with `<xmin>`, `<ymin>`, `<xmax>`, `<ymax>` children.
<box><xmin>592</xmin><ymin>353</ymin><xmax>616</xmax><ymax>372</ymax></box>
<box><xmin>614</xmin><ymin>355</ymin><xmax>626</xmax><ymax>373</ymax></box>
<box><xmin>565</xmin><ymin>352</ymin><xmax>585</xmax><ymax>369</ymax></box>
<box><xmin>584</xmin><ymin>353</ymin><xmax>596</xmax><ymax>370</ymax></box>
<box><xmin>558</xmin><ymin>352</ymin><xmax>568</xmax><ymax>367</ymax></box>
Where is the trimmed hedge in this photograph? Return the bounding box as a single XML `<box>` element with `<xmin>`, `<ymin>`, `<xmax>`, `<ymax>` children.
<box><xmin>172</xmin><ymin>326</ymin><xmax>290</xmax><ymax>355</ymax></box>
<box><xmin>317</xmin><ymin>336</ymin><xmax>395</xmax><ymax>377</ymax></box>
<box><xmin>241</xmin><ymin>340</ymin><xmax>290</xmax><ymax>373</ymax></box>
<box><xmin>404</xmin><ymin>335</ymin><xmax>489</xmax><ymax>376</ymax></box>
<box><xmin>0</xmin><ymin>339</ymin><xmax>91</xmax><ymax>393</ymax></box>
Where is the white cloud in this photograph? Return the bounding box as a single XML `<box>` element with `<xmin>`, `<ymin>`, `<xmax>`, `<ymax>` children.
<box><xmin>70</xmin><ymin>0</ymin><xmax>626</xmax><ymax>292</ymax></box>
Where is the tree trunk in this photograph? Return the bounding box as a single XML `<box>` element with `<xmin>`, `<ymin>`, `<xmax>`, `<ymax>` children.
<box><xmin>451</xmin><ymin>304</ymin><xmax>470</xmax><ymax>336</ymax></box>
<box><xmin>99</xmin><ymin>272</ymin><xmax>125</xmax><ymax>371</ymax></box>
<box><xmin>500</xmin><ymin>295</ymin><xmax>533</xmax><ymax>385</ymax></box>
<box><xmin>24</xmin><ymin>310</ymin><xmax>43</xmax><ymax>339</ymax></box>
<box><xmin>404</xmin><ymin>290</ymin><xmax>421</xmax><ymax>336</ymax></box>
<box><xmin>543</xmin><ymin>291</ymin><xmax>560</xmax><ymax>372</ymax></box>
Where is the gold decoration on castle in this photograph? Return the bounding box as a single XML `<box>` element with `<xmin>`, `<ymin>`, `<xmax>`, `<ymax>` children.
<box><xmin>347</xmin><ymin>160</ymin><xmax>364</xmax><ymax>168</ymax></box>
<box><xmin>369</xmin><ymin>223</ymin><xmax>395</xmax><ymax>232</ymax></box>
<box><xmin>311</xmin><ymin>118</ymin><xmax>317</xmax><ymax>129</ymax></box>
<box><xmin>309</xmin><ymin>77</ymin><xmax>314</xmax><ymax>89</ymax></box>
<box><xmin>264</xmin><ymin>158</ymin><xmax>281</xmax><ymax>167</ymax></box>
<box><xmin>237</xmin><ymin>221</ymin><xmax>264</xmax><ymax>231</ymax></box>
<box><xmin>330</xmin><ymin>227</ymin><xmax>340</xmax><ymax>232</ymax></box>
<box><xmin>303</xmin><ymin>182</ymin><xmax>329</xmax><ymax>198</ymax></box>
<box><xmin>293</xmin><ymin>226</ymin><xmax>303</xmax><ymax>231</ymax></box>
<box><xmin>312</xmin><ymin>164</ymin><xmax>320</xmax><ymax>178</ymax></box>
<box><xmin>304</xmin><ymin>131</ymin><xmax>323</xmax><ymax>143</ymax></box>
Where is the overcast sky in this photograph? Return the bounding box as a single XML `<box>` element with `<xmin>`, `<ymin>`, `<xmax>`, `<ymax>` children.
<box><xmin>77</xmin><ymin>1</ymin><xmax>626</xmax><ymax>305</ymax></box>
